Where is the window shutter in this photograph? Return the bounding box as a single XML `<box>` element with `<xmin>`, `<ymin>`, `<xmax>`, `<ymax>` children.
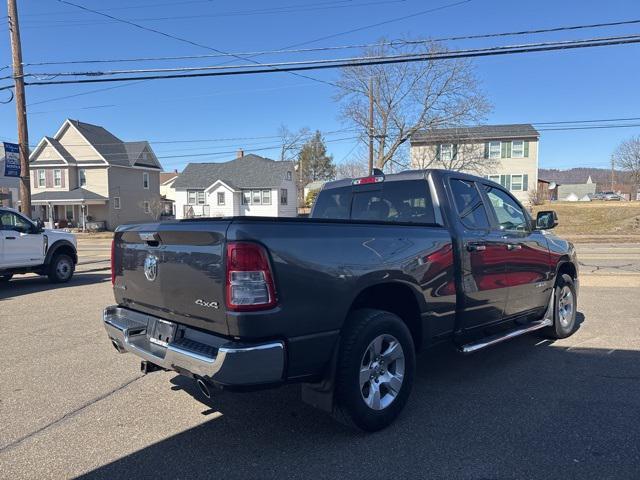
<box><xmin>523</xmin><ymin>174</ymin><xmax>529</xmax><ymax>191</ymax></box>
<box><xmin>453</xmin><ymin>144</ymin><xmax>458</xmax><ymax>160</ymax></box>
<box><xmin>32</xmin><ymin>170</ymin><xmax>37</xmax><ymax>189</ymax></box>
<box><xmin>500</xmin><ymin>175</ymin><xmax>506</xmax><ymax>187</ymax></box>
<box><xmin>45</xmin><ymin>169</ymin><xmax>53</xmax><ymax>188</ymax></box>
<box><xmin>501</xmin><ymin>142</ymin><xmax>507</xmax><ymax>158</ymax></box>
<box><xmin>506</xmin><ymin>142</ymin><xmax>512</xmax><ymax>158</ymax></box>
<box><xmin>61</xmin><ymin>170</ymin><xmax>65</xmax><ymax>188</ymax></box>
<box><xmin>436</xmin><ymin>144</ymin><xmax>441</xmax><ymax>161</ymax></box>
<box><xmin>505</xmin><ymin>175</ymin><xmax>511</xmax><ymax>190</ymax></box>
<box><xmin>484</xmin><ymin>142</ymin><xmax>489</xmax><ymax>159</ymax></box>
<box><xmin>524</xmin><ymin>141</ymin><xmax>530</xmax><ymax>157</ymax></box>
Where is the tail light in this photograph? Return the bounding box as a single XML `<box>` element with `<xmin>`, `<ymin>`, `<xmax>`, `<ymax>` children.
<box><xmin>225</xmin><ymin>242</ymin><xmax>277</xmax><ymax>311</ymax></box>
<box><xmin>110</xmin><ymin>239</ymin><xmax>115</xmax><ymax>285</ymax></box>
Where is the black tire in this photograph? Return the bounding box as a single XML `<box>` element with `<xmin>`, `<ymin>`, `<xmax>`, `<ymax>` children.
<box><xmin>47</xmin><ymin>253</ymin><xmax>75</xmax><ymax>283</ymax></box>
<box><xmin>334</xmin><ymin>309</ymin><xmax>415</xmax><ymax>432</ymax></box>
<box><xmin>545</xmin><ymin>273</ymin><xmax>577</xmax><ymax>339</ymax></box>
<box><xmin>0</xmin><ymin>274</ymin><xmax>13</xmax><ymax>283</ymax></box>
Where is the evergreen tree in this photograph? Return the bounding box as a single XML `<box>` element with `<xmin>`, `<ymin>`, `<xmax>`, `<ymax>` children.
<box><xmin>297</xmin><ymin>131</ymin><xmax>336</xmax><ymax>187</ymax></box>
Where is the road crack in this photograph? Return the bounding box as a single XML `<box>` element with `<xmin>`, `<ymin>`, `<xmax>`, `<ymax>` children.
<box><xmin>0</xmin><ymin>375</ymin><xmax>143</xmax><ymax>454</ymax></box>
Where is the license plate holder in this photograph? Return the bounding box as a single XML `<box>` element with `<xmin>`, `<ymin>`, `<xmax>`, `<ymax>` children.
<box><xmin>149</xmin><ymin>319</ymin><xmax>176</xmax><ymax>347</ymax></box>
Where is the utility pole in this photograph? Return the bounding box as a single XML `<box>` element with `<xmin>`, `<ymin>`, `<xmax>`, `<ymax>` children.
<box><xmin>610</xmin><ymin>155</ymin><xmax>615</xmax><ymax>192</ymax></box>
<box><xmin>368</xmin><ymin>77</ymin><xmax>374</xmax><ymax>175</ymax></box>
<box><xmin>7</xmin><ymin>0</ymin><xmax>31</xmax><ymax>215</ymax></box>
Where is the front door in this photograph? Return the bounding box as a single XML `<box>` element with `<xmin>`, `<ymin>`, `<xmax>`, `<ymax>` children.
<box><xmin>0</xmin><ymin>210</ymin><xmax>44</xmax><ymax>267</ymax></box>
<box><xmin>482</xmin><ymin>185</ymin><xmax>553</xmax><ymax>320</ymax></box>
<box><xmin>448</xmin><ymin>178</ymin><xmax>510</xmax><ymax>331</ymax></box>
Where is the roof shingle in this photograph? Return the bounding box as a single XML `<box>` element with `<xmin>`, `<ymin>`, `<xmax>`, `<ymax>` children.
<box><xmin>173</xmin><ymin>154</ymin><xmax>294</xmax><ymax>190</ymax></box>
<box><xmin>411</xmin><ymin>124</ymin><xmax>539</xmax><ymax>144</ymax></box>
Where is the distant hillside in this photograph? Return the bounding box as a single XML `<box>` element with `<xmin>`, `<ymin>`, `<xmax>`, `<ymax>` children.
<box><xmin>539</xmin><ymin>168</ymin><xmax>627</xmax><ymax>187</ymax></box>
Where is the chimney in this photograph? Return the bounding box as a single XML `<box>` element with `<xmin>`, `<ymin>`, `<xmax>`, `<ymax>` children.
<box><xmin>236</xmin><ymin>148</ymin><xmax>244</xmax><ymax>159</ymax></box>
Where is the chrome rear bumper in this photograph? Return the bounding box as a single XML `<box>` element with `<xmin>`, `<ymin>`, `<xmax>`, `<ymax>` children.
<box><xmin>103</xmin><ymin>306</ymin><xmax>285</xmax><ymax>386</ymax></box>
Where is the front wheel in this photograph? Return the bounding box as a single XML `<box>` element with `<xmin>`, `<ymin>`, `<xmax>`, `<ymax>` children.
<box><xmin>48</xmin><ymin>254</ymin><xmax>75</xmax><ymax>283</ymax></box>
<box><xmin>545</xmin><ymin>273</ymin><xmax>577</xmax><ymax>339</ymax></box>
<box><xmin>334</xmin><ymin>309</ymin><xmax>415</xmax><ymax>431</ymax></box>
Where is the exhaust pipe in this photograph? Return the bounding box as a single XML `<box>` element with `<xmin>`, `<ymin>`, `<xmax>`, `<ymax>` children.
<box><xmin>196</xmin><ymin>377</ymin><xmax>211</xmax><ymax>399</ymax></box>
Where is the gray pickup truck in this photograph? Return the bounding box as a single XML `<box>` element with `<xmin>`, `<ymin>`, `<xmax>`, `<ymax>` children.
<box><xmin>104</xmin><ymin>169</ymin><xmax>579</xmax><ymax>431</ymax></box>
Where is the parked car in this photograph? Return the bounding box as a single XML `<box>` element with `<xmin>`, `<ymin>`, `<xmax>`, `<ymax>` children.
<box><xmin>0</xmin><ymin>207</ymin><xmax>77</xmax><ymax>283</ymax></box>
<box><xmin>103</xmin><ymin>170</ymin><xmax>579</xmax><ymax>431</ymax></box>
<box><xmin>604</xmin><ymin>192</ymin><xmax>623</xmax><ymax>201</ymax></box>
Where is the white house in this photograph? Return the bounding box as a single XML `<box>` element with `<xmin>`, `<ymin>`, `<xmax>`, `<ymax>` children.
<box><xmin>173</xmin><ymin>152</ymin><xmax>297</xmax><ymax>219</ymax></box>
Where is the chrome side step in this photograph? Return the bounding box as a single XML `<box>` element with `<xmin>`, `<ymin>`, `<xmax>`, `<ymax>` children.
<box><xmin>459</xmin><ymin>318</ymin><xmax>552</xmax><ymax>354</ymax></box>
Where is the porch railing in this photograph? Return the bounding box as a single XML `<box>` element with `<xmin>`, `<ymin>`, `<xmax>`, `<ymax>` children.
<box><xmin>183</xmin><ymin>204</ymin><xmax>210</xmax><ymax>218</ymax></box>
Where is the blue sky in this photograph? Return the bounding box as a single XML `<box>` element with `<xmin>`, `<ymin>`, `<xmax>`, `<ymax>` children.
<box><xmin>1</xmin><ymin>0</ymin><xmax>639</xmax><ymax>172</ymax></box>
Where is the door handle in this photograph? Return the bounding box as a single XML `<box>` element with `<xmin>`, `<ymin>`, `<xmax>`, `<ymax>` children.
<box><xmin>466</xmin><ymin>242</ymin><xmax>487</xmax><ymax>252</ymax></box>
<box><xmin>506</xmin><ymin>243</ymin><xmax>522</xmax><ymax>251</ymax></box>
<box><xmin>5</xmin><ymin>236</ymin><xmax>16</xmax><ymax>240</ymax></box>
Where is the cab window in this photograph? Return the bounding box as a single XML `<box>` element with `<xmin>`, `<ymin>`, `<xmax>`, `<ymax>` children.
<box><xmin>450</xmin><ymin>179</ymin><xmax>490</xmax><ymax>230</ymax></box>
<box><xmin>484</xmin><ymin>186</ymin><xmax>529</xmax><ymax>232</ymax></box>
<box><xmin>0</xmin><ymin>211</ymin><xmax>34</xmax><ymax>234</ymax></box>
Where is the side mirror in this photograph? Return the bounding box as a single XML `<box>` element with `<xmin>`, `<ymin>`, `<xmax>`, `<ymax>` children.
<box><xmin>536</xmin><ymin>210</ymin><xmax>558</xmax><ymax>230</ymax></box>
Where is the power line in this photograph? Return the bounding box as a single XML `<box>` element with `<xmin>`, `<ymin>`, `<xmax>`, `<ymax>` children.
<box><xmin>4</xmin><ymin>33</ymin><xmax>639</xmax><ymax>90</ymax></box>
<box><xmin>53</xmin><ymin>0</ymin><xmax>341</xmax><ymax>90</ymax></box>
<box><xmin>24</xmin><ymin>34</ymin><xmax>640</xmax><ymax>79</ymax></box>
<box><xmin>22</xmin><ymin>1</ymin><xmax>406</xmax><ymax>26</ymax></box>
<box><xmin>19</xmin><ymin>17</ymin><xmax>640</xmax><ymax>69</ymax></box>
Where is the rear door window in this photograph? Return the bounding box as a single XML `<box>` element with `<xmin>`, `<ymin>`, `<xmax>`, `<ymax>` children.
<box><xmin>312</xmin><ymin>180</ymin><xmax>436</xmax><ymax>224</ymax></box>
<box><xmin>450</xmin><ymin>179</ymin><xmax>490</xmax><ymax>230</ymax></box>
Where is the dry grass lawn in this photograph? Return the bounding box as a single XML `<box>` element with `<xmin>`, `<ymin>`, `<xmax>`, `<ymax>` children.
<box><xmin>532</xmin><ymin>202</ymin><xmax>640</xmax><ymax>236</ymax></box>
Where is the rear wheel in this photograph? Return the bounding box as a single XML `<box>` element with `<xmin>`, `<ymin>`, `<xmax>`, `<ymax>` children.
<box><xmin>334</xmin><ymin>309</ymin><xmax>415</xmax><ymax>431</ymax></box>
<box><xmin>48</xmin><ymin>254</ymin><xmax>74</xmax><ymax>283</ymax></box>
<box><xmin>0</xmin><ymin>274</ymin><xmax>13</xmax><ymax>283</ymax></box>
<box><xmin>545</xmin><ymin>273</ymin><xmax>577</xmax><ymax>339</ymax></box>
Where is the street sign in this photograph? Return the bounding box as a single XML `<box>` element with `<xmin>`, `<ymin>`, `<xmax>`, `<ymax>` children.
<box><xmin>3</xmin><ymin>142</ymin><xmax>20</xmax><ymax>178</ymax></box>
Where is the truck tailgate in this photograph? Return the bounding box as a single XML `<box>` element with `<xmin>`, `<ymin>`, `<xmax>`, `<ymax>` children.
<box><xmin>112</xmin><ymin>221</ymin><xmax>230</xmax><ymax>336</ymax></box>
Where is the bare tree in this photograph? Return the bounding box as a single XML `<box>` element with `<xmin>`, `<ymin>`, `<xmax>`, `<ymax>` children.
<box><xmin>613</xmin><ymin>135</ymin><xmax>640</xmax><ymax>199</ymax></box>
<box><xmin>335</xmin><ymin>157</ymin><xmax>369</xmax><ymax>179</ymax></box>
<box><xmin>278</xmin><ymin>124</ymin><xmax>310</xmax><ymax>162</ymax></box>
<box><xmin>336</xmin><ymin>39</ymin><xmax>491</xmax><ymax>170</ymax></box>
<box><xmin>139</xmin><ymin>198</ymin><xmax>165</xmax><ymax>221</ymax></box>
<box><xmin>411</xmin><ymin>141</ymin><xmax>498</xmax><ymax>175</ymax></box>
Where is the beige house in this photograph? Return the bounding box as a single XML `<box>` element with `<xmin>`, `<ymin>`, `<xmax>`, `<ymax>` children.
<box><xmin>410</xmin><ymin>124</ymin><xmax>540</xmax><ymax>204</ymax></box>
<box><xmin>28</xmin><ymin>119</ymin><xmax>162</xmax><ymax>230</ymax></box>
<box><xmin>160</xmin><ymin>170</ymin><xmax>179</xmax><ymax>217</ymax></box>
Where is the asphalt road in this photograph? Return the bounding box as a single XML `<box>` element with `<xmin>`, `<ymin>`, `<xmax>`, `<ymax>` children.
<box><xmin>0</xmin><ymin>242</ymin><xmax>638</xmax><ymax>479</ymax></box>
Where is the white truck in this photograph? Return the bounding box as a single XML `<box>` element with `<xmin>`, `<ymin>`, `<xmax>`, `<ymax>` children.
<box><xmin>0</xmin><ymin>207</ymin><xmax>77</xmax><ymax>283</ymax></box>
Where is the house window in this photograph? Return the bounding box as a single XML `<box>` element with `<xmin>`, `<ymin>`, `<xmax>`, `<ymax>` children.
<box><xmin>488</xmin><ymin>141</ymin><xmax>501</xmax><ymax>159</ymax></box>
<box><xmin>54</xmin><ymin>169</ymin><xmax>62</xmax><ymax>187</ymax></box>
<box><xmin>488</xmin><ymin>174</ymin><xmax>501</xmax><ymax>184</ymax></box>
<box><xmin>143</xmin><ymin>201</ymin><xmax>150</xmax><ymax>214</ymax></box>
<box><xmin>114</xmin><ymin>197</ymin><xmax>121</xmax><ymax>209</ymax></box>
<box><xmin>511</xmin><ymin>174</ymin><xmax>524</xmax><ymax>191</ymax></box>
<box><xmin>38</xmin><ymin>169</ymin><xmax>45</xmax><ymax>187</ymax></box>
<box><xmin>286</xmin><ymin>171</ymin><xmax>292</xmax><ymax>181</ymax></box>
<box><xmin>187</xmin><ymin>190</ymin><xmax>205</xmax><ymax>205</ymax></box>
<box><xmin>512</xmin><ymin>140</ymin><xmax>524</xmax><ymax>158</ymax></box>
<box><xmin>79</xmin><ymin>169</ymin><xmax>86</xmax><ymax>187</ymax></box>
<box><xmin>252</xmin><ymin>190</ymin><xmax>262</xmax><ymax>205</ymax></box>
<box><xmin>65</xmin><ymin>205</ymin><xmax>74</xmax><ymax>220</ymax></box>
<box><xmin>242</xmin><ymin>191</ymin><xmax>251</xmax><ymax>205</ymax></box>
<box><xmin>217</xmin><ymin>192</ymin><xmax>225</xmax><ymax>205</ymax></box>
<box><xmin>262</xmin><ymin>189</ymin><xmax>271</xmax><ymax>205</ymax></box>
<box><xmin>439</xmin><ymin>144</ymin><xmax>454</xmax><ymax>162</ymax></box>
<box><xmin>280</xmin><ymin>188</ymin><xmax>288</xmax><ymax>205</ymax></box>
<box><xmin>143</xmin><ymin>172</ymin><xmax>149</xmax><ymax>189</ymax></box>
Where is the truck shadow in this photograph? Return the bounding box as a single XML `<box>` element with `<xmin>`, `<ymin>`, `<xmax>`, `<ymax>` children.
<box><xmin>0</xmin><ymin>271</ymin><xmax>111</xmax><ymax>301</ymax></box>
<box><xmin>77</xmin><ymin>312</ymin><xmax>640</xmax><ymax>479</ymax></box>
